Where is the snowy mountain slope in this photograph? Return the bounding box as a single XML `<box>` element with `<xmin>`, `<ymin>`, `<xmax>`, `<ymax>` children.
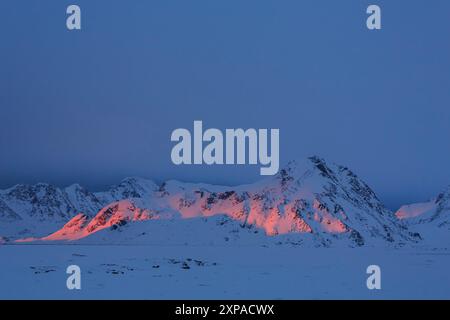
<box><xmin>396</xmin><ymin>186</ymin><xmax>450</xmax><ymax>227</ymax></box>
<box><xmin>0</xmin><ymin>178</ymin><xmax>159</xmax><ymax>240</ymax></box>
<box><xmin>0</xmin><ymin>183</ymin><xmax>78</xmax><ymax>221</ymax></box>
<box><xmin>43</xmin><ymin>198</ymin><xmax>175</xmax><ymax>241</ymax></box>
<box><xmin>0</xmin><ymin>198</ymin><xmax>21</xmax><ymax>222</ymax></box>
<box><xmin>62</xmin><ymin>214</ymin><xmax>276</xmax><ymax>246</ymax></box>
<box><xmin>28</xmin><ymin>156</ymin><xmax>420</xmax><ymax>247</ymax></box>
<box><xmin>0</xmin><ymin>183</ymin><xmax>90</xmax><ymax>240</ymax></box>
<box><xmin>63</xmin><ymin>184</ymin><xmax>104</xmax><ymax>218</ymax></box>
<box><xmin>395</xmin><ymin>186</ymin><xmax>450</xmax><ymax>244</ymax></box>
<box><xmin>94</xmin><ymin>177</ymin><xmax>158</xmax><ymax>204</ymax></box>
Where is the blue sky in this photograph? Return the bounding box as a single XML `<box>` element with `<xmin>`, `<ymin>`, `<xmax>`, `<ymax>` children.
<box><xmin>1</xmin><ymin>0</ymin><xmax>450</xmax><ymax>209</ymax></box>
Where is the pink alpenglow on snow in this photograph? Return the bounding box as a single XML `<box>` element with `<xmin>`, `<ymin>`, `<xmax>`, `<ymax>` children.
<box><xmin>8</xmin><ymin>157</ymin><xmax>421</xmax><ymax>247</ymax></box>
<box><xmin>395</xmin><ymin>202</ymin><xmax>436</xmax><ymax>220</ymax></box>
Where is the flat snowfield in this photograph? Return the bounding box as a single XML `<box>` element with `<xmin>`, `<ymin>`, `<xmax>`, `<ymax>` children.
<box><xmin>0</xmin><ymin>245</ymin><xmax>449</xmax><ymax>299</ymax></box>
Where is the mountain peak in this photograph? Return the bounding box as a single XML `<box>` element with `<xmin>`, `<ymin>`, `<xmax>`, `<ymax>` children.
<box><xmin>1</xmin><ymin>157</ymin><xmax>424</xmax><ymax>247</ymax></box>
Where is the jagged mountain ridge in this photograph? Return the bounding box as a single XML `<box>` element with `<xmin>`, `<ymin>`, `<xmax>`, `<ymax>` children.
<box><xmin>1</xmin><ymin>156</ymin><xmax>421</xmax><ymax>247</ymax></box>
<box><xmin>0</xmin><ymin>177</ymin><xmax>158</xmax><ymax>239</ymax></box>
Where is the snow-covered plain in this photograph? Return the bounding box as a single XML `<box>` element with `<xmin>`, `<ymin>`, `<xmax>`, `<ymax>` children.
<box><xmin>1</xmin><ymin>244</ymin><xmax>449</xmax><ymax>299</ymax></box>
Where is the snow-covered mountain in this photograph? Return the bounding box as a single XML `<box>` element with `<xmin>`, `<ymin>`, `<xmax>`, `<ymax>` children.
<box><xmin>396</xmin><ymin>186</ymin><xmax>450</xmax><ymax>227</ymax></box>
<box><xmin>0</xmin><ymin>177</ymin><xmax>158</xmax><ymax>240</ymax></box>
<box><xmin>93</xmin><ymin>177</ymin><xmax>159</xmax><ymax>204</ymax></box>
<box><xmin>0</xmin><ymin>157</ymin><xmax>422</xmax><ymax>247</ymax></box>
<box><xmin>395</xmin><ymin>186</ymin><xmax>450</xmax><ymax>244</ymax></box>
